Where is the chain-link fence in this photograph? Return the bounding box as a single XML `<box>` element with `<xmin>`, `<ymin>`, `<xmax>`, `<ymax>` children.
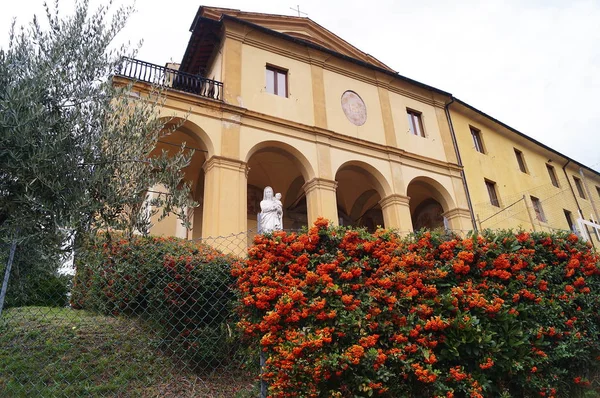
<box><xmin>0</xmin><ymin>225</ymin><xmax>482</xmax><ymax>397</ymax></box>
<box><xmin>0</xmin><ymin>230</ymin><xmax>259</xmax><ymax>398</ymax></box>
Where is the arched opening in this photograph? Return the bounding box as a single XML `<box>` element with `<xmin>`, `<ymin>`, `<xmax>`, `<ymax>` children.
<box><xmin>406</xmin><ymin>177</ymin><xmax>454</xmax><ymax>232</ymax></box>
<box><xmin>335</xmin><ymin>162</ymin><xmax>388</xmax><ymax>232</ymax></box>
<box><xmin>246</xmin><ymin>144</ymin><xmax>312</xmax><ymax>232</ymax></box>
<box><xmin>411</xmin><ymin>198</ymin><xmax>444</xmax><ymax>230</ymax></box>
<box><xmin>148</xmin><ymin>119</ymin><xmax>211</xmax><ymax>239</ymax></box>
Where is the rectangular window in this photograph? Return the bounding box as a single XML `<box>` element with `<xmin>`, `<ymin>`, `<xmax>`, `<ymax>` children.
<box><xmin>564</xmin><ymin>210</ymin><xmax>576</xmax><ymax>233</ymax></box>
<box><xmin>531</xmin><ymin>196</ymin><xmax>546</xmax><ymax>222</ymax></box>
<box><xmin>514</xmin><ymin>149</ymin><xmax>528</xmax><ymax>173</ymax></box>
<box><xmin>470</xmin><ymin>127</ymin><xmax>485</xmax><ymax>153</ymax></box>
<box><xmin>573</xmin><ymin>176</ymin><xmax>586</xmax><ymax>199</ymax></box>
<box><xmin>546</xmin><ymin>164</ymin><xmax>559</xmax><ymax>188</ymax></box>
<box><xmin>596</xmin><ymin>186</ymin><xmax>600</xmax><ymax>199</ymax></box>
<box><xmin>407</xmin><ymin>109</ymin><xmax>425</xmax><ymax>137</ymax></box>
<box><xmin>485</xmin><ymin>179</ymin><xmax>500</xmax><ymax>207</ymax></box>
<box><xmin>265</xmin><ymin>65</ymin><xmax>287</xmax><ymax>97</ymax></box>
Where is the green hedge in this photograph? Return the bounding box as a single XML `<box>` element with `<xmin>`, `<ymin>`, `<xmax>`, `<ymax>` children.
<box><xmin>71</xmin><ymin>234</ymin><xmax>241</xmax><ymax>367</ymax></box>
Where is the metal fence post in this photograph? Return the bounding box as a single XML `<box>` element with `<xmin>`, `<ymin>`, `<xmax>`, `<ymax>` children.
<box><xmin>260</xmin><ymin>351</ymin><xmax>267</xmax><ymax>398</ymax></box>
<box><xmin>0</xmin><ymin>239</ymin><xmax>18</xmax><ymax>316</ymax></box>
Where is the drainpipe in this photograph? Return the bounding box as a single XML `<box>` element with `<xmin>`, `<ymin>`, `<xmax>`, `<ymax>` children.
<box><xmin>445</xmin><ymin>98</ymin><xmax>477</xmax><ymax>231</ymax></box>
<box><xmin>562</xmin><ymin>160</ymin><xmax>594</xmax><ymax>247</ymax></box>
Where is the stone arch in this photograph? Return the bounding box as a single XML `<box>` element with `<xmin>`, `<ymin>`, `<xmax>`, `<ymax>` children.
<box><xmin>244</xmin><ymin>140</ymin><xmax>316</xmax><ymax>181</ymax></box>
<box><xmin>245</xmin><ymin>141</ymin><xmax>316</xmax><ymax>231</ymax></box>
<box><xmin>149</xmin><ymin>118</ymin><xmax>213</xmax><ymax>239</ymax></box>
<box><xmin>406</xmin><ymin>176</ymin><xmax>456</xmax><ymax>231</ymax></box>
<box><xmin>335</xmin><ymin>161</ymin><xmax>392</xmax><ymax>231</ymax></box>
<box><xmin>159</xmin><ymin>117</ymin><xmax>215</xmax><ymax>158</ymax></box>
<box><xmin>405</xmin><ymin>176</ymin><xmax>455</xmax><ymax>211</ymax></box>
<box><xmin>334</xmin><ymin>160</ymin><xmax>393</xmax><ymax>199</ymax></box>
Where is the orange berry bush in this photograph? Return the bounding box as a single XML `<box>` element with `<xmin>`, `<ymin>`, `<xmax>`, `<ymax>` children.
<box><xmin>233</xmin><ymin>219</ymin><xmax>600</xmax><ymax>397</ymax></box>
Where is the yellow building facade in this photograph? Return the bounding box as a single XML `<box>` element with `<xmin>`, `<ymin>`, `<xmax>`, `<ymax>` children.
<box><xmin>449</xmin><ymin>100</ymin><xmax>600</xmax><ymax>246</ymax></box>
<box><xmin>118</xmin><ymin>7</ymin><xmax>600</xmax><ymax>248</ymax></box>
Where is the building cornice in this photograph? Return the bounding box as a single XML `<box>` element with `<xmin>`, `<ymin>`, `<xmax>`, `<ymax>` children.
<box><xmin>115</xmin><ymin>78</ymin><xmax>464</xmax><ymax>178</ymax></box>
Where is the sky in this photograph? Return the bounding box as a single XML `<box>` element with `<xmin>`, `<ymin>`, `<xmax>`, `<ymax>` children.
<box><xmin>2</xmin><ymin>0</ymin><xmax>599</xmax><ymax>172</ymax></box>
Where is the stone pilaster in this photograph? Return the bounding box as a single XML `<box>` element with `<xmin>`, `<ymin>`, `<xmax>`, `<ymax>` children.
<box><xmin>202</xmin><ymin>156</ymin><xmax>248</xmax><ymax>237</ymax></box>
<box><xmin>442</xmin><ymin>207</ymin><xmax>474</xmax><ymax>233</ymax></box>
<box><xmin>303</xmin><ymin>178</ymin><xmax>339</xmax><ymax>226</ymax></box>
<box><xmin>379</xmin><ymin>194</ymin><xmax>412</xmax><ymax>232</ymax></box>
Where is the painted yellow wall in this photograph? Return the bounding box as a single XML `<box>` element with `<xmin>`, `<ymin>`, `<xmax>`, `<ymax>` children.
<box><xmin>235</xmin><ymin>28</ymin><xmax>453</xmax><ymax>162</ymax></box>
<box><xmin>239</xmin><ymin>44</ymin><xmax>316</xmax><ymax>126</ymax></box>
<box><xmin>321</xmin><ymin>69</ymin><xmax>386</xmax><ymax>145</ymax></box>
<box><xmin>148</xmin><ymin>185</ymin><xmax>187</xmax><ymax>239</ymax></box>
<box><xmin>451</xmin><ymin>107</ymin><xmax>600</xmax><ymax>246</ymax></box>
<box><xmin>389</xmin><ymin>93</ymin><xmax>447</xmax><ymax>161</ymax></box>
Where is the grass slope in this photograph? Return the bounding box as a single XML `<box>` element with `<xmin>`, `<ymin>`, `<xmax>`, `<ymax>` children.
<box><xmin>0</xmin><ymin>307</ymin><xmax>256</xmax><ymax>397</ymax></box>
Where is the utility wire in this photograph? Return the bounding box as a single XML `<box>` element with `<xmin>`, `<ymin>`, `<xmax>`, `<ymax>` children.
<box><xmin>479</xmin><ymin>197</ymin><xmax>524</xmax><ymax>225</ymax></box>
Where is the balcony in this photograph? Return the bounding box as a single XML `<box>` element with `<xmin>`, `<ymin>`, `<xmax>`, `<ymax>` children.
<box><xmin>116</xmin><ymin>58</ymin><xmax>223</xmax><ymax>101</ymax></box>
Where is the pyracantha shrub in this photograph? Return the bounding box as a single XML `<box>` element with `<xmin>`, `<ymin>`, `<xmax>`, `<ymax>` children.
<box><xmin>72</xmin><ymin>234</ymin><xmax>241</xmax><ymax>366</ymax></box>
<box><xmin>233</xmin><ymin>219</ymin><xmax>600</xmax><ymax>397</ymax></box>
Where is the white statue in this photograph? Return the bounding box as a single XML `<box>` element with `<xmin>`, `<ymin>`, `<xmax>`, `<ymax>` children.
<box><xmin>274</xmin><ymin>192</ymin><xmax>283</xmax><ymax>230</ymax></box>
<box><xmin>258</xmin><ymin>186</ymin><xmax>283</xmax><ymax>233</ymax></box>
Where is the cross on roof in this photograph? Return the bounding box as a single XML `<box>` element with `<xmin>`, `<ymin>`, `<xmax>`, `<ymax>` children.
<box><xmin>290</xmin><ymin>5</ymin><xmax>308</xmax><ymax>17</ymax></box>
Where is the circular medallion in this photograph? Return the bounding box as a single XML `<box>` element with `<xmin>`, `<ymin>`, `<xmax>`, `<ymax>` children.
<box><xmin>341</xmin><ymin>90</ymin><xmax>367</xmax><ymax>126</ymax></box>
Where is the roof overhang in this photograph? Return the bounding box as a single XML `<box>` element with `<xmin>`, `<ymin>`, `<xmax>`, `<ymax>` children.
<box><xmin>180</xmin><ymin>12</ymin><xmax>222</xmax><ymax>75</ymax></box>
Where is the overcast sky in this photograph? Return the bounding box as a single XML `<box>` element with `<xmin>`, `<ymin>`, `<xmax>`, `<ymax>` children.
<box><xmin>2</xmin><ymin>0</ymin><xmax>599</xmax><ymax>171</ymax></box>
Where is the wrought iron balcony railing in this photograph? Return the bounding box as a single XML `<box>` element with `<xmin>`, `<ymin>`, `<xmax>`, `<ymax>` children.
<box><xmin>116</xmin><ymin>57</ymin><xmax>223</xmax><ymax>101</ymax></box>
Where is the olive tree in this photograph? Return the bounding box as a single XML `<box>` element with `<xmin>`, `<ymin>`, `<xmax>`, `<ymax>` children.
<box><xmin>0</xmin><ymin>0</ymin><xmax>195</xmax><ymax>307</ymax></box>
